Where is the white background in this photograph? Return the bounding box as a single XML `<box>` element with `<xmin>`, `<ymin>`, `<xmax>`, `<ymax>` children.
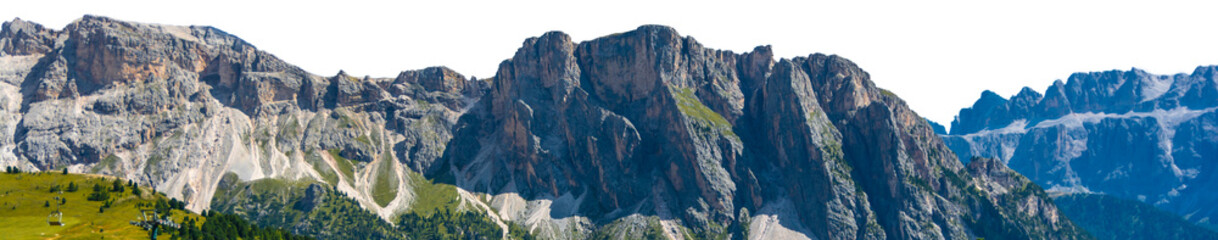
<box><xmin>5</xmin><ymin>0</ymin><xmax>1217</xmax><ymax>131</ymax></box>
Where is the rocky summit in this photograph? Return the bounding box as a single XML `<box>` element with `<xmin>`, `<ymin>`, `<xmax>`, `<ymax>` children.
<box><xmin>1</xmin><ymin>16</ymin><xmax>1088</xmax><ymax>239</ymax></box>
<box><xmin>943</xmin><ymin>67</ymin><xmax>1218</xmax><ymax>230</ymax></box>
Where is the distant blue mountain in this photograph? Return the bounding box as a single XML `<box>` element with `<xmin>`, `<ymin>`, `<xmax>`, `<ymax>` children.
<box><xmin>944</xmin><ymin>67</ymin><xmax>1218</xmax><ymax>230</ymax></box>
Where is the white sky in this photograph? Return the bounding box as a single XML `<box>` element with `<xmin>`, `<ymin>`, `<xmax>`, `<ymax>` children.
<box><xmin>4</xmin><ymin>0</ymin><xmax>1218</xmax><ymax>130</ymax></box>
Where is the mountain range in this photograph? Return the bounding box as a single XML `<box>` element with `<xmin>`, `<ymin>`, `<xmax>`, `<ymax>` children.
<box><xmin>0</xmin><ymin>15</ymin><xmax>1110</xmax><ymax>239</ymax></box>
<box><xmin>942</xmin><ymin>66</ymin><xmax>1218</xmax><ymax>232</ymax></box>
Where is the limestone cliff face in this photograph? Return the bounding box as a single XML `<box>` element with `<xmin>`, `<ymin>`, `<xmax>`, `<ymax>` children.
<box><xmin>439</xmin><ymin>25</ymin><xmax>1087</xmax><ymax>239</ymax></box>
<box><xmin>1</xmin><ymin>16</ymin><xmax>1086</xmax><ymax>239</ymax></box>
<box><xmin>945</xmin><ymin>67</ymin><xmax>1218</xmax><ymax>230</ymax></box>
<box><xmin>0</xmin><ymin>16</ymin><xmax>482</xmax><ymax>220</ymax></box>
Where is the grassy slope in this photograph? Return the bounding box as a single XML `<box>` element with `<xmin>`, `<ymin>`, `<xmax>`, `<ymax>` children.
<box><xmin>0</xmin><ymin>172</ymin><xmax>199</xmax><ymax>240</ymax></box>
<box><xmin>327</xmin><ymin>149</ymin><xmax>357</xmax><ymax>181</ymax></box>
<box><xmin>371</xmin><ymin>150</ymin><xmax>399</xmax><ymax>207</ymax></box>
<box><xmin>405</xmin><ymin>171</ymin><xmax>459</xmax><ymax>218</ymax></box>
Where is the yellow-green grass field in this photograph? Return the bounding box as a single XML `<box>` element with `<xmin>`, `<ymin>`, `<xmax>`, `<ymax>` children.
<box><xmin>0</xmin><ymin>172</ymin><xmax>201</xmax><ymax>240</ymax></box>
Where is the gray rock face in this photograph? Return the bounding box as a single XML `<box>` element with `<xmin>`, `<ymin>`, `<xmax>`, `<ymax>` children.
<box><xmin>0</xmin><ymin>18</ymin><xmax>63</xmax><ymax>56</ymax></box>
<box><xmin>1</xmin><ymin>16</ymin><xmax>1088</xmax><ymax>239</ymax></box>
<box><xmin>440</xmin><ymin>25</ymin><xmax>1087</xmax><ymax>239</ymax></box>
<box><xmin>945</xmin><ymin>66</ymin><xmax>1218</xmax><ymax>229</ymax></box>
<box><xmin>0</xmin><ymin>16</ymin><xmax>476</xmax><ymax>219</ymax></box>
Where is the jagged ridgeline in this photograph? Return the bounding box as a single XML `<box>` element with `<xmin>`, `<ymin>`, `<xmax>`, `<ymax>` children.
<box><xmin>1</xmin><ymin>15</ymin><xmax>1088</xmax><ymax>239</ymax></box>
<box><xmin>942</xmin><ymin>66</ymin><xmax>1218</xmax><ymax>233</ymax></box>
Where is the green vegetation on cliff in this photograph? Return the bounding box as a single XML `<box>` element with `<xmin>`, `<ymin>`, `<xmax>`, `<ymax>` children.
<box><xmin>327</xmin><ymin>149</ymin><xmax>357</xmax><ymax>181</ymax></box>
<box><xmin>671</xmin><ymin>87</ymin><xmax>736</xmax><ymax>137</ymax></box>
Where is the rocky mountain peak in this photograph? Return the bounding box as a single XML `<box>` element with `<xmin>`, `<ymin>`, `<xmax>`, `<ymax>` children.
<box><xmin>393</xmin><ymin>66</ymin><xmax>466</xmax><ymax>93</ymax></box>
<box><xmin>501</xmin><ymin>30</ymin><xmax>579</xmax><ymax>100</ymax></box>
<box><xmin>438</xmin><ymin>23</ymin><xmax>1085</xmax><ymax>239</ymax></box>
<box><xmin>0</xmin><ymin>16</ymin><xmax>62</xmax><ymax>56</ymax></box>
<box><xmin>1194</xmin><ymin>65</ymin><xmax>1218</xmax><ymax>77</ymax></box>
<box><xmin>950</xmin><ymin>90</ymin><xmax>1012</xmax><ymax>134</ymax></box>
<box><xmin>1013</xmin><ymin>87</ymin><xmax>1043</xmax><ymax>102</ymax></box>
<box><xmin>977</xmin><ymin>90</ymin><xmax>1010</xmax><ymax>108</ymax></box>
<box><xmin>575</xmin><ymin>24</ymin><xmax>694</xmax><ymax>105</ymax></box>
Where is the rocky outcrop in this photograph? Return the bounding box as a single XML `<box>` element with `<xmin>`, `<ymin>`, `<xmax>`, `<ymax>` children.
<box><xmin>0</xmin><ymin>18</ymin><xmax>63</xmax><ymax>56</ymax></box>
<box><xmin>945</xmin><ymin>66</ymin><xmax>1218</xmax><ymax>229</ymax></box>
<box><xmin>963</xmin><ymin>157</ymin><xmax>1089</xmax><ymax>239</ymax></box>
<box><xmin>1</xmin><ymin>16</ymin><xmax>1089</xmax><ymax>239</ymax></box>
